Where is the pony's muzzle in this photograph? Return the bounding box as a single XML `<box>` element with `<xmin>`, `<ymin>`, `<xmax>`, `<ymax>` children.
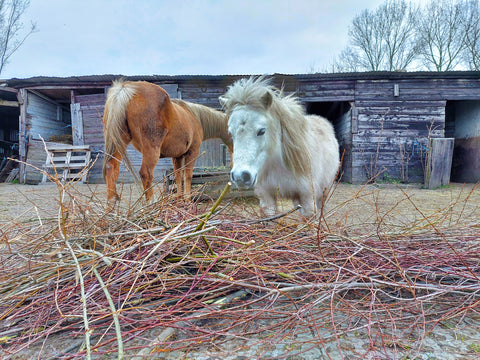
<box><xmin>230</xmin><ymin>169</ymin><xmax>254</xmax><ymax>189</ymax></box>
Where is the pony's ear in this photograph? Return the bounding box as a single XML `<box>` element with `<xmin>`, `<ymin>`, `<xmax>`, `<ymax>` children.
<box><xmin>261</xmin><ymin>91</ymin><xmax>273</xmax><ymax>109</ymax></box>
<box><xmin>219</xmin><ymin>96</ymin><xmax>228</xmax><ymax>109</ymax></box>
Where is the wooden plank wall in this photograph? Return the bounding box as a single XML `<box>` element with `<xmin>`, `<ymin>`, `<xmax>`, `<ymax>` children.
<box><xmin>27</xmin><ymin>92</ymin><xmax>70</xmax><ymax>141</ymax></box>
<box><xmin>299</xmin><ymin>80</ymin><xmax>355</xmax><ymax>102</ymax></box>
<box><xmin>352</xmin><ymin>78</ymin><xmax>480</xmax><ymax>183</ymax></box>
<box><xmin>23</xmin><ymin>92</ymin><xmax>72</xmax><ymax>183</ymax></box>
<box><xmin>24</xmin><ymin>139</ymin><xmax>57</xmax><ymax>184</ymax></box>
<box><xmin>298</xmin><ymin>77</ymin><xmax>480</xmax><ymax>184</ymax></box>
<box><xmin>353</xmin><ymin>80</ymin><xmax>446</xmax><ymax>183</ymax></box>
<box><xmin>175</xmin><ymin>81</ymin><xmax>230</xmax><ymax>170</ymax></box>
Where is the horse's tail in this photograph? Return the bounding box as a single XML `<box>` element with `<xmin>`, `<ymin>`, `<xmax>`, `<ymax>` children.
<box><xmin>102</xmin><ymin>79</ymin><xmax>137</xmax><ymax>180</ymax></box>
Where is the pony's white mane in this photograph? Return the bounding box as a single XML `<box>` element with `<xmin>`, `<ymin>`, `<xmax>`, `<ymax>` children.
<box><xmin>221</xmin><ymin>76</ymin><xmax>311</xmax><ymax>176</ymax></box>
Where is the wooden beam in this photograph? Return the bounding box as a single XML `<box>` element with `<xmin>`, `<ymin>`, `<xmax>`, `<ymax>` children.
<box><xmin>0</xmin><ymin>99</ymin><xmax>19</xmax><ymax>107</ymax></box>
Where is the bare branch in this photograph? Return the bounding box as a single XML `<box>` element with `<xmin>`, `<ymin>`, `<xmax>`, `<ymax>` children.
<box><xmin>0</xmin><ymin>0</ymin><xmax>36</xmax><ymax>76</ymax></box>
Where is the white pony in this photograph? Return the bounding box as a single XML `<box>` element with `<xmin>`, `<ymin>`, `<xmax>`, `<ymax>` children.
<box><xmin>220</xmin><ymin>77</ymin><xmax>340</xmax><ymax>217</ymax></box>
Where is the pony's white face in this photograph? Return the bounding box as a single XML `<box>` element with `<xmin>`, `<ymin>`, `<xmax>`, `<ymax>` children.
<box><xmin>228</xmin><ymin>107</ymin><xmax>272</xmax><ymax>189</ymax></box>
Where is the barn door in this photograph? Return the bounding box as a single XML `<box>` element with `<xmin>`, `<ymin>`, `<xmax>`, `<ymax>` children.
<box><xmin>425</xmin><ymin>138</ymin><xmax>454</xmax><ymax>189</ymax></box>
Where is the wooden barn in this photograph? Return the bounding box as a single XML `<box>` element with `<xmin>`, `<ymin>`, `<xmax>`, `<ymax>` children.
<box><xmin>3</xmin><ymin>71</ymin><xmax>480</xmax><ymax>186</ymax></box>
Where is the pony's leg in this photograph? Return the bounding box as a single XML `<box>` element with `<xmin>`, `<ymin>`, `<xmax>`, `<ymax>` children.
<box><xmin>255</xmin><ymin>187</ymin><xmax>277</xmax><ymax>216</ymax></box>
<box><xmin>105</xmin><ymin>150</ymin><xmax>122</xmax><ymax>204</ymax></box>
<box><xmin>172</xmin><ymin>157</ymin><xmax>185</xmax><ymax>199</ymax></box>
<box><xmin>299</xmin><ymin>194</ymin><xmax>316</xmax><ymax>217</ymax></box>
<box><xmin>139</xmin><ymin>150</ymin><xmax>160</xmax><ymax>202</ymax></box>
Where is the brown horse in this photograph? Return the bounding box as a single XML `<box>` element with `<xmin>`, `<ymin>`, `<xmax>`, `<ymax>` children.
<box><xmin>103</xmin><ymin>79</ymin><xmax>231</xmax><ymax>204</ymax></box>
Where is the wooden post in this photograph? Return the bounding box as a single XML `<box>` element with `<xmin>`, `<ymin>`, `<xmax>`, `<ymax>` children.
<box><xmin>425</xmin><ymin>138</ymin><xmax>454</xmax><ymax>189</ymax></box>
<box><xmin>71</xmin><ymin>103</ymin><xmax>84</xmax><ymax>145</ymax></box>
<box><xmin>17</xmin><ymin>89</ymin><xmax>27</xmax><ymax>183</ymax></box>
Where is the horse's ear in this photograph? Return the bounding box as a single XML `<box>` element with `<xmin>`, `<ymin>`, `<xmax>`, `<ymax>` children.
<box><xmin>261</xmin><ymin>91</ymin><xmax>273</xmax><ymax>109</ymax></box>
<box><xmin>219</xmin><ymin>96</ymin><xmax>228</xmax><ymax>109</ymax></box>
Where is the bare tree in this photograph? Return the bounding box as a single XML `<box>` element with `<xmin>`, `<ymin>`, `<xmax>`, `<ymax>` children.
<box><xmin>327</xmin><ymin>47</ymin><xmax>362</xmax><ymax>73</ymax></box>
<box><xmin>379</xmin><ymin>0</ymin><xmax>421</xmax><ymax>71</ymax></box>
<box><xmin>332</xmin><ymin>0</ymin><xmax>421</xmax><ymax>72</ymax></box>
<box><xmin>0</xmin><ymin>0</ymin><xmax>36</xmax><ymax>76</ymax></box>
<box><xmin>462</xmin><ymin>0</ymin><xmax>480</xmax><ymax>70</ymax></box>
<box><xmin>416</xmin><ymin>0</ymin><xmax>466</xmax><ymax>71</ymax></box>
<box><xmin>349</xmin><ymin>8</ymin><xmax>385</xmax><ymax>71</ymax></box>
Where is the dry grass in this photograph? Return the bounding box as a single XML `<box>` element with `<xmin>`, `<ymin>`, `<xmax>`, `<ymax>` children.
<box><xmin>0</xmin><ymin>175</ymin><xmax>479</xmax><ymax>359</ymax></box>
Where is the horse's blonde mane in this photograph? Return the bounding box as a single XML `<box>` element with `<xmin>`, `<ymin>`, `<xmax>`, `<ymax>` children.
<box><xmin>172</xmin><ymin>99</ymin><xmax>231</xmax><ymax>150</ymax></box>
<box><xmin>221</xmin><ymin>76</ymin><xmax>311</xmax><ymax>176</ymax></box>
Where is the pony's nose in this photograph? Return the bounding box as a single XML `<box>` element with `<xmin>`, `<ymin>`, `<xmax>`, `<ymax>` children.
<box><xmin>231</xmin><ymin>170</ymin><xmax>253</xmax><ymax>188</ymax></box>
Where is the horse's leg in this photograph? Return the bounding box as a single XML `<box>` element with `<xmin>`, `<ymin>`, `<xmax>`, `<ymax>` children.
<box><xmin>105</xmin><ymin>150</ymin><xmax>123</xmax><ymax>205</ymax></box>
<box><xmin>139</xmin><ymin>149</ymin><xmax>160</xmax><ymax>202</ymax></box>
<box><xmin>182</xmin><ymin>150</ymin><xmax>200</xmax><ymax>202</ymax></box>
<box><xmin>255</xmin><ymin>187</ymin><xmax>277</xmax><ymax>216</ymax></box>
<box><xmin>172</xmin><ymin>157</ymin><xmax>185</xmax><ymax>199</ymax></box>
<box><xmin>299</xmin><ymin>193</ymin><xmax>316</xmax><ymax>217</ymax></box>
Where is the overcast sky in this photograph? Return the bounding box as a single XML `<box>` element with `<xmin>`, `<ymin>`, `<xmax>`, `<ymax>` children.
<box><xmin>2</xmin><ymin>0</ymin><xmax>429</xmax><ymax>79</ymax></box>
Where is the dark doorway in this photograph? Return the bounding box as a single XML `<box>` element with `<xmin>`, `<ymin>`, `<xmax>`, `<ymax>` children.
<box><xmin>445</xmin><ymin>100</ymin><xmax>480</xmax><ymax>183</ymax></box>
<box><xmin>305</xmin><ymin>101</ymin><xmax>352</xmax><ymax>182</ymax></box>
<box><xmin>0</xmin><ymin>89</ymin><xmax>20</xmax><ymax>180</ymax></box>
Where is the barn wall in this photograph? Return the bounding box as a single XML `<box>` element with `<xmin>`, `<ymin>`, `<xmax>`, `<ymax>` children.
<box><xmin>16</xmin><ymin>73</ymin><xmax>480</xmax><ymax>185</ymax></box>
<box><xmin>352</xmin><ymin>79</ymin><xmax>447</xmax><ymax>183</ymax></box>
<box><xmin>27</xmin><ymin>92</ymin><xmax>71</xmax><ymax>141</ymax></box>
<box><xmin>23</xmin><ymin>92</ymin><xmax>72</xmax><ymax>183</ymax></box>
<box><xmin>298</xmin><ymin>75</ymin><xmax>480</xmax><ymax>184</ymax></box>
<box><xmin>298</xmin><ymin>80</ymin><xmax>355</xmax><ymax>102</ymax></box>
<box><xmin>179</xmin><ymin>81</ymin><xmax>230</xmax><ymax>169</ymax></box>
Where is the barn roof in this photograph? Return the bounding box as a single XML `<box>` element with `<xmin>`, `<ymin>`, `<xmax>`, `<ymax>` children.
<box><xmin>5</xmin><ymin>71</ymin><xmax>480</xmax><ymax>88</ymax></box>
<box><xmin>3</xmin><ymin>71</ymin><xmax>480</xmax><ymax>105</ymax></box>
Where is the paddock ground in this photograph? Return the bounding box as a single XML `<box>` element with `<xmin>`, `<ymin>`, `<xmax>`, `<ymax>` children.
<box><xmin>1</xmin><ymin>181</ymin><xmax>479</xmax><ymax>359</ymax></box>
<box><xmin>1</xmin><ymin>181</ymin><xmax>479</xmax><ymax>226</ymax></box>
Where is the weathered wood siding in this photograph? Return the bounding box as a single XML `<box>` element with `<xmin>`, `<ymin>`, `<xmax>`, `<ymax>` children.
<box><xmin>179</xmin><ymin>81</ymin><xmax>230</xmax><ymax>169</ymax></box>
<box><xmin>23</xmin><ymin>92</ymin><xmax>71</xmax><ymax>183</ymax></box>
<box><xmin>352</xmin><ymin>80</ymin><xmax>446</xmax><ymax>183</ymax></box>
<box><xmin>351</xmin><ymin>78</ymin><xmax>480</xmax><ymax>183</ymax></box>
<box><xmin>298</xmin><ymin>76</ymin><xmax>480</xmax><ymax>184</ymax></box>
<box><xmin>15</xmin><ymin>72</ymin><xmax>480</xmax><ymax>185</ymax></box>
<box><xmin>27</xmin><ymin>92</ymin><xmax>70</xmax><ymax>141</ymax></box>
<box><xmin>24</xmin><ymin>139</ymin><xmax>57</xmax><ymax>184</ymax></box>
<box><xmin>299</xmin><ymin>80</ymin><xmax>355</xmax><ymax>102</ymax></box>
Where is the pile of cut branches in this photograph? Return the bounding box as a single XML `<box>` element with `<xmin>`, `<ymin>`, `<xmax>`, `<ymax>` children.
<box><xmin>1</xmin><ymin>180</ymin><xmax>479</xmax><ymax>359</ymax></box>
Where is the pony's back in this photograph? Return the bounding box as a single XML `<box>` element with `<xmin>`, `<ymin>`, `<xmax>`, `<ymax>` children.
<box><xmin>306</xmin><ymin>114</ymin><xmax>340</xmax><ymax>195</ymax></box>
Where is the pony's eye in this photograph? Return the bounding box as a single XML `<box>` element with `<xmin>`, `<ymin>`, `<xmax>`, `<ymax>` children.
<box><xmin>257</xmin><ymin>128</ymin><xmax>266</xmax><ymax>136</ymax></box>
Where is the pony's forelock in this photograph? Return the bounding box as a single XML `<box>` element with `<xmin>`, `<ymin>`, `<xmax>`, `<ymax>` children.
<box><xmin>220</xmin><ymin>76</ymin><xmax>276</xmax><ymax>114</ymax></box>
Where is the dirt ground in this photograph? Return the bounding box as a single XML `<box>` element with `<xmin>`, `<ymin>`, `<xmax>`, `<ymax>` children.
<box><xmin>1</xmin><ymin>181</ymin><xmax>479</xmax><ymax>226</ymax></box>
<box><xmin>1</xmin><ymin>181</ymin><xmax>480</xmax><ymax>359</ymax></box>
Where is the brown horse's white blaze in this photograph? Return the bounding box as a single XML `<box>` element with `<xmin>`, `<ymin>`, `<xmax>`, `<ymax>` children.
<box><xmin>103</xmin><ymin>80</ymin><xmax>231</xmax><ymax>204</ymax></box>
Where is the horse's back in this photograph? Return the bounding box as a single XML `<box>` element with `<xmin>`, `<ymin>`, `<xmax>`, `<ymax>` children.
<box><xmin>306</xmin><ymin>114</ymin><xmax>340</xmax><ymax>190</ymax></box>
